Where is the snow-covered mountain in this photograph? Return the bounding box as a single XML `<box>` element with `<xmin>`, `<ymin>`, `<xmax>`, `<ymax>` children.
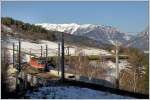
<box><xmin>36</xmin><ymin>23</ymin><xmax>133</xmax><ymax>45</ymax></box>
<box><xmin>126</xmin><ymin>27</ymin><xmax>149</xmax><ymax>51</ymax></box>
<box><xmin>1</xmin><ymin>24</ymin><xmax>112</xmax><ymax>63</ymax></box>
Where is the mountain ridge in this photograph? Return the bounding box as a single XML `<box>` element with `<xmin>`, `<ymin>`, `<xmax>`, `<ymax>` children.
<box><xmin>36</xmin><ymin>23</ymin><xmax>132</xmax><ymax>45</ymax></box>
<box><xmin>1</xmin><ymin>17</ymin><xmax>113</xmax><ymax>50</ymax></box>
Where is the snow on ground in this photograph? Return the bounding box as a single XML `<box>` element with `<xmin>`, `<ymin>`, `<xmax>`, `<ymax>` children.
<box><xmin>3</xmin><ymin>36</ymin><xmax>112</xmax><ymax>63</ymax></box>
<box><xmin>2</xmin><ymin>36</ymin><xmax>131</xmax><ymax>87</ymax></box>
<box><xmin>81</xmin><ymin>48</ymin><xmax>112</xmax><ymax>56</ymax></box>
<box><xmin>2</xmin><ymin>25</ymin><xmax>13</xmax><ymax>33</ymax></box>
<box><xmin>25</xmin><ymin>86</ymin><xmax>133</xmax><ymax>99</ymax></box>
<box><xmin>3</xmin><ymin>36</ymin><xmax>130</xmax><ymax>79</ymax></box>
<box><xmin>106</xmin><ymin>60</ymin><xmax>130</xmax><ymax>71</ymax></box>
<box><xmin>5</xmin><ymin>64</ymin><xmax>17</xmax><ymax>92</ymax></box>
<box><xmin>105</xmin><ymin>60</ymin><xmax>131</xmax><ymax>78</ymax></box>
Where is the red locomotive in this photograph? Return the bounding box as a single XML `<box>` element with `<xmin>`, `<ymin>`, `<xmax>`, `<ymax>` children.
<box><xmin>29</xmin><ymin>57</ymin><xmax>55</xmax><ymax>71</ymax></box>
<box><xmin>29</xmin><ymin>57</ymin><xmax>46</xmax><ymax>69</ymax></box>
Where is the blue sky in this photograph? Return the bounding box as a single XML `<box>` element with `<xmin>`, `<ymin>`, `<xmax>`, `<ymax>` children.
<box><xmin>1</xmin><ymin>1</ymin><xmax>149</xmax><ymax>35</ymax></box>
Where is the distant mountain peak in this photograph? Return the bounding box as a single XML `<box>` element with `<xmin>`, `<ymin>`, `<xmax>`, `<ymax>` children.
<box><xmin>36</xmin><ymin>23</ymin><xmax>129</xmax><ymax>45</ymax></box>
<box><xmin>36</xmin><ymin>23</ymin><xmax>121</xmax><ymax>36</ymax></box>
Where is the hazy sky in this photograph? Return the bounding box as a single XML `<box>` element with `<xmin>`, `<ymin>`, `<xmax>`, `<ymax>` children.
<box><xmin>1</xmin><ymin>1</ymin><xmax>149</xmax><ymax>34</ymax></box>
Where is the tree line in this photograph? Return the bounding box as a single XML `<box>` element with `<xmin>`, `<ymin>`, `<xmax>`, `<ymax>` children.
<box><xmin>119</xmin><ymin>47</ymin><xmax>149</xmax><ymax>94</ymax></box>
<box><xmin>1</xmin><ymin>17</ymin><xmax>56</xmax><ymax>41</ymax></box>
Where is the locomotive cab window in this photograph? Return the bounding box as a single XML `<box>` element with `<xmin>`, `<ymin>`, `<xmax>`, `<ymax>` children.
<box><xmin>38</xmin><ymin>60</ymin><xmax>45</xmax><ymax>64</ymax></box>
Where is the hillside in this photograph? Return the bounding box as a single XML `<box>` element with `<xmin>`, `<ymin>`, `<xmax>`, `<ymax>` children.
<box><xmin>37</xmin><ymin>23</ymin><xmax>134</xmax><ymax>45</ymax></box>
<box><xmin>1</xmin><ymin>17</ymin><xmax>113</xmax><ymax>50</ymax></box>
<box><xmin>126</xmin><ymin>27</ymin><xmax>149</xmax><ymax>51</ymax></box>
<box><xmin>37</xmin><ymin>23</ymin><xmax>149</xmax><ymax>52</ymax></box>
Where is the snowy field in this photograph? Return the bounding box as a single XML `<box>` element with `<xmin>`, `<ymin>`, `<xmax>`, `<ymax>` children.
<box><xmin>25</xmin><ymin>86</ymin><xmax>133</xmax><ymax>99</ymax></box>
<box><xmin>2</xmin><ymin>36</ymin><xmax>131</xmax><ymax>85</ymax></box>
<box><xmin>105</xmin><ymin>60</ymin><xmax>131</xmax><ymax>77</ymax></box>
<box><xmin>2</xmin><ymin>36</ymin><xmax>112</xmax><ymax>63</ymax></box>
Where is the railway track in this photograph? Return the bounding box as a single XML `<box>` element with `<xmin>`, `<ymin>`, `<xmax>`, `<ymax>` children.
<box><xmin>18</xmin><ymin>63</ymin><xmax>148</xmax><ymax>99</ymax></box>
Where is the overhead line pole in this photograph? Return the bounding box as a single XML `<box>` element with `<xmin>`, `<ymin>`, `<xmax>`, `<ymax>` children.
<box><xmin>58</xmin><ymin>42</ymin><xmax>61</xmax><ymax>75</ymax></box>
<box><xmin>46</xmin><ymin>45</ymin><xmax>48</xmax><ymax>71</ymax></box>
<box><xmin>41</xmin><ymin>45</ymin><xmax>43</xmax><ymax>57</ymax></box>
<box><xmin>13</xmin><ymin>43</ymin><xmax>15</xmax><ymax>68</ymax></box>
<box><xmin>18</xmin><ymin>40</ymin><xmax>21</xmax><ymax>72</ymax></box>
<box><xmin>16</xmin><ymin>40</ymin><xmax>21</xmax><ymax>91</ymax></box>
<box><xmin>61</xmin><ymin>32</ymin><xmax>65</xmax><ymax>82</ymax></box>
<box><xmin>67</xmin><ymin>46</ymin><xmax>70</xmax><ymax>67</ymax></box>
<box><xmin>115</xmin><ymin>40</ymin><xmax>119</xmax><ymax>89</ymax></box>
<box><xmin>3</xmin><ymin>48</ymin><xmax>6</xmax><ymax>66</ymax></box>
<box><xmin>67</xmin><ymin>46</ymin><xmax>70</xmax><ymax>56</ymax></box>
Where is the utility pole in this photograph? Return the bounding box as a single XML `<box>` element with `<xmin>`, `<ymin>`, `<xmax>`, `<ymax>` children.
<box><xmin>3</xmin><ymin>48</ymin><xmax>6</xmax><ymax>66</ymax></box>
<box><xmin>18</xmin><ymin>40</ymin><xmax>21</xmax><ymax>72</ymax></box>
<box><xmin>61</xmin><ymin>32</ymin><xmax>65</xmax><ymax>82</ymax></box>
<box><xmin>17</xmin><ymin>45</ymin><xmax>19</xmax><ymax>68</ymax></box>
<box><xmin>30</xmin><ymin>48</ymin><xmax>31</xmax><ymax>59</ymax></box>
<box><xmin>115</xmin><ymin>40</ymin><xmax>119</xmax><ymax>89</ymax></box>
<box><xmin>41</xmin><ymin>45</ymin><xmax>43</xmax><ymax>57</ymax></box>
<box><xmin>16</xmin><ymin>40</ymin><xmax>21</xmax><ymax>92</ymax></box>
<box><xmin>58</xmin><ymin>42</ymin><xmax>61</xmax><ymax>75</ymax></box>
<box><xmin>45</xmin><ymin>45</ymin><xmax>48</xmax><ymax>71</ymax></box>
<box><xmin>46</xmin><ymin>45</ymin><xmax>48</xmax><ymax>59</ymax></box>
<box><xmin>67</xmin><ymin>46</ymin><xmax>70</xmax><ymax>56</ymax></box>
<box><xmin>13</xmin><ymin>43</ymin><xmax>15</xmax><ymax>68</ymax></box>
<box><xmin>67</xmin><ymin>46</ymin><xmax>70</xmax><ymax>66</ymax></box>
